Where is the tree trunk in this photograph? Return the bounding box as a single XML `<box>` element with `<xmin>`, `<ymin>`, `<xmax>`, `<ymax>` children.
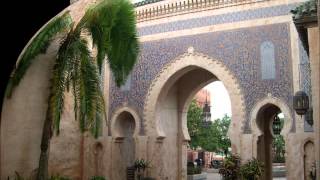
<box><xmin>37</xmin><ymin>104</ymin><xmax>53</xmax><ymax>180</ymax></box>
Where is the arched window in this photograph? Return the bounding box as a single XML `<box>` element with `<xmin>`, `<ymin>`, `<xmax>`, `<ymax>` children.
<box><xmin>260</xmin><ymin>41</ymin><xmax>276</xmax><ymax>80</ymax></box>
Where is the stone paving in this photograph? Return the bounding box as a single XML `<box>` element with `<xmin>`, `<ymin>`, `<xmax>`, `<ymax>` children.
<box><xmin>206</xmin><ymin>172</ymin><xmax>222</xmax><ymax>180</ymax></box>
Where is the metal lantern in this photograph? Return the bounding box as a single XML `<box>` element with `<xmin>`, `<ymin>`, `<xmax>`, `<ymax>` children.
<box><xmin>293</xmin><ymin>91</ymin><xmax>309</xmax><ymax>115</ymax></box>
<box><xmin>272</xmin><ymin>115</ymin><xmax>282</xmax><ymax>135</ymax></box>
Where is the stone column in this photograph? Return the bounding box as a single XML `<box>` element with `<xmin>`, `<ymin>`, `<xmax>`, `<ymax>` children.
<box><xmin>308</xmin><ymin>26</ymin><xmax>319</xmax><ymax>179</ymax></box>
<box><xmin>135</xmin><ymin>136</ymin><xmax>148</xmax><ymax>160</ymax></box>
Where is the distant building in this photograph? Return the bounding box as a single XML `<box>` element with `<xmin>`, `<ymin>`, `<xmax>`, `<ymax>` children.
<box><xmin>194</xmin><ymin>89</ymin><xmax>211</xmax><ymax>108</ymax></box>
<box><xmin>195</xmin><ymin>89</ymin><xmax>212</xmax><ymax>125</ymax></box>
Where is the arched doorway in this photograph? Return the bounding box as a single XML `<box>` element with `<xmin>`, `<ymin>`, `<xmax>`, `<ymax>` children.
<box><xmin>111</xmin><ymin>108</ymin><xmax>140</xmax><ymax>180</ymax></box>
<box><xmin>303</xmin><ymin>140</ymin><xmax>315</xmax><ymax>180</ymax></box>
<box><xmin>255</xmin><ymin>104</ymin><xmax>283</xmax><ymax>180</ymax></box>
<box><xmin>143</xmin><ymin>52</ymin><xmax>245</xmax><ymax>179</ymax></box>
<box><xmin>250</xmin><ymin>97</ymin><xmax>293</xmax><ymax>180</ymax></box>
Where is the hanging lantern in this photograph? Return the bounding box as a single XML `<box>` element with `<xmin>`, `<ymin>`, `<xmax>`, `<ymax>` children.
<box><xmin>272</xmin><ymin>115</ymin><xmax>281</xmax><ymax>135</ymax></box>
<box><xmin>293</xmin><ymin>91</ymin><xmax>309</xmax><ymax>115</ymax></box>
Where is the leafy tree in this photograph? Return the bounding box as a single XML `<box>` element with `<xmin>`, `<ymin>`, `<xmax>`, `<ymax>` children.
<box><xmin>212</xmin><ymin>115</ymin><xmax>231</xmax><ymax>156</ymax></box>
<box><xmin>187</xmin><ymin>100</ymin><xmax>231</xmax><ymax>155</ymax></box>
<box><xmin>6</xmin><ymin>0</ymin><xmax>139</xmax><ymax>179</ymax></box>
<box><xmin>272</xmin><ymin>116</ymin><xmax>285</xmax><ymax>163</ymax></box>
<box><xmin>272</xmin><ymin>135</ymin><xmax>285</xmax><ymax>163</ymax></box>
<box><xmin>187</xmin><ymin>100</ymin><xmax>203</xmax><ymax>149</ymax></box>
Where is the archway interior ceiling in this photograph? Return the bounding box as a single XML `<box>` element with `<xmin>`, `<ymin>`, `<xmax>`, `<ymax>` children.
<box><xmin>110</xmin><ymin>23</ymin><xmax>294</xmax><ymax>134</ymax></box>
<box><xmin>157</xmin><ymin>67</ymin><xmax>217</xmax><ymax>106</ymax></box>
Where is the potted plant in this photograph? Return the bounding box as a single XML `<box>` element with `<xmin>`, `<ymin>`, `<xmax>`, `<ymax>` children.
<box><xmin>218</xmin><ymin>154</ymin><xmax>241</xmax><ymax>180</ymax></box>
<box><xmin>134</xmin><ymin>159</ymin><xmax>151</xmax><ymax>180</ymax></box>
<box><xmin>239</xmin><ymin>158</ymin><xmax>264</xmax><ymax>180</ymax></box>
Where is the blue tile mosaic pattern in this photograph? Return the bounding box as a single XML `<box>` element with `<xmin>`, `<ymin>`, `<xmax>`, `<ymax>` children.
<box><xmin>138</xmin><ymin>3</ymin><xmax>299</xmax><ymax>36</ymax></box>
<box><xmin>110</xmin><ymin>23</ymin><xmax>294</xmax><ymax>134</ymax></box>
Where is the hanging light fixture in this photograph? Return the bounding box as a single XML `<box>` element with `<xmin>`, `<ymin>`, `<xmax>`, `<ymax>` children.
<box><xmin>293</xmin><ymin>64</ymin><xmax>309</xmax><ymax>116</ymax></box>
<box><xmin>293</xmin><ymin>91</ymin><xmax>309</xmax><ymax>116</ymax></box>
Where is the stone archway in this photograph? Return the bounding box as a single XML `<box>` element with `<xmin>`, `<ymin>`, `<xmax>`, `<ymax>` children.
<box><xmin>110</xmin><ymin>107</ymin><xmax>140</xmax><ymax>180</ymax></box>
<box><xmin>302</xmin><ymin>139</ymin><xmax>315</xmax><ymax>180</ymax></box>
<box><xmin>143</xmin><ymin>50</ymin><xmax>246</xmax><ymax>180</ymax></box>
<box><xmin>250</xmin><ymin>96</ymin><xmax>293</xmax><ymax>138</ymax></box>
<box><xmin>250</xmin><ymin>96</ymin><xmax>293</xmax><ymax>180</ymax></box>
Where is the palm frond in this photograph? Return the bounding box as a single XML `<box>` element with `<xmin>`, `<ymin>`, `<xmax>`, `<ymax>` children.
<box><xmin>62</xmin><ymin>35</ymin><xmax>104</xmax><ymax>135</ymax></box>
<box><xmin>77</xmin><ymin>0</ymin><xmax>114</xmax><ymax>73</ymax></box>
<box><xmin>78</xmin><ymin>0</ymin><xmax>139</xmax><ymax>86</ymax></box>
<box><xmin>50</xmin><ymin>31</ymin><xmax>77</xmax><ymax>135</ymax></box>
<box><xmin>91</xmin><ymin>92</ymin><xmax>105</xmax><ymax>138</ymax></box>
<box><xmin>6</xmin><ymin>12</ymin><xmax>73</xmax><ymax>97</ymax></box>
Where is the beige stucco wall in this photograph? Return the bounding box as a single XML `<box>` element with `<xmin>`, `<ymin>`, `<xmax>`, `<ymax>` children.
<box><xmin>308</xmin><ymin>26</ymin><xmax>320</xmax><ymax>180</ymax></box>
<box><xmin>1</xmin><ymin>41</ymin><xmax>57</xmax><ymax>179</ymax></box>
<box><xmin>48</xmin><ymin>92</ymin><xmax>82</xmax><ymax>179</ymax></box>
<box><xmin>0</xmin><ymin>0</ymin><xmax>99</xmax><ymax>178</ymax></box>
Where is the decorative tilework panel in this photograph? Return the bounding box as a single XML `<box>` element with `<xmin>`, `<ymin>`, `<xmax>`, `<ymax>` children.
<box><xmin>138</xmin><ymin>3</ymin><xmax>299</xmax><ymax>36</ymax></box>
<box><xmin>109</xmin><ymin>23</ymin><xmax>294</xmax><ymax>134</ymax></box>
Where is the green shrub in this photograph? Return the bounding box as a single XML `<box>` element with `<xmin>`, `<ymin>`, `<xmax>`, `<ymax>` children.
<box><xmin>187</xmin><ymin>166</ymin><xmax>202</xmax><ymax>175</ymax></box>
<box><xmin>90</xmin><ymin>176</ymin><xmax>106</xmax><ymax>180</ymax></box>
<box><xmin>218</xmin><ymin>154</ymin><xmax>241</xmax><ymax>180</ymax></box>
<box><xmin>134</xmin><ymin>159</ymin><xmax>151</xmax><ymax>172</ymax></box>
<box><xmin>240</xmin><ymin>158</ymin><xmax>264</xmax><ymax>180</ymax></box>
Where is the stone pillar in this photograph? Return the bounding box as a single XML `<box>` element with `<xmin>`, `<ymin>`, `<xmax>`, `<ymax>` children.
<box><xmin>308</xmin><ymin>26</ymin><xmax>319</xmax><ymax>179</ymax></box>
<box><xmin>135</xmin><ymin>136</ymin><xmax>148</xmax><ymax>160</ymax></box>
<box><xmin>104</xmin><ymin>137</ymin><xmax>113</xmax><ymax>179</ymax></box>
<box><xmin>240</xmin><ymin>134</ymin><xmax>253</xmax><ymax>161</ymax></box>
<box><xmin>178</xmin><ymin>141</ymin><xmax>188</xmax><ymax>180</ymax></box>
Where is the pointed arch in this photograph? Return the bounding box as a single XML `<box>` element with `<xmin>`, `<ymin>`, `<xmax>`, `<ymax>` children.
<box><xmin>143</xmin><ymin>52</ymin><xmax>246</xmax><ymax>143</ymax></box>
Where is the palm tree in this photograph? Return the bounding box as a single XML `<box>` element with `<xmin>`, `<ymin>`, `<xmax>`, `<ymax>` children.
<box><xmin>5</xmin><ymin>0</ymin><xmax>139</xmax><ymax>179</ymax></box>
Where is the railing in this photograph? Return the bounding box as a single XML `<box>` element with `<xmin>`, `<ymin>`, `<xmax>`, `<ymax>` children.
<box><xmin>135</xmin><ymin>0</ymin><xmax>270</xmax><ymax>22</ymax></box>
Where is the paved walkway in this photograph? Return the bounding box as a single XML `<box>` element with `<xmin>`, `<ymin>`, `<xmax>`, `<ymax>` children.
<box><xmin>206</xmin><ymin>172</ymin><xmax>286</xmax><ymax>180</ymax></box>
<box><xmin>206</xmin><ymin>172</ymin><xmax>222</xmax><ymax>180</ymax></box>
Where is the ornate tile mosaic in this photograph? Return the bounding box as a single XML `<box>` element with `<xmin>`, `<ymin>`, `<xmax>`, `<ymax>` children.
<box><xmin>138</xmin><ymin>3</ymin><xmax>299</xmax><ymax>36</ymax></box>
<box><xmin>109</xmin><ymin>23</ymin><xmax>294</xmax><ymax>134</ymax></box>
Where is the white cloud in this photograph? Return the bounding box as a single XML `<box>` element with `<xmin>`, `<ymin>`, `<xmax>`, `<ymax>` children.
<box><xmin>204</xmin><ymin>81</ymin><xmax>232</xmax><ymax>121</ymax></box>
